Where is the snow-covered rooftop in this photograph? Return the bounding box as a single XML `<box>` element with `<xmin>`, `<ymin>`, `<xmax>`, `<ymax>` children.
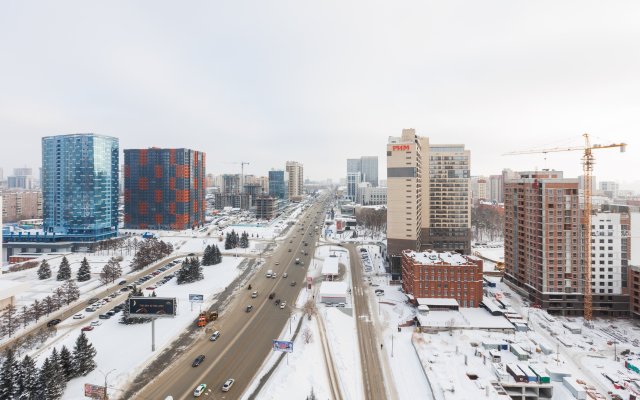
<box><xmin>321</xmin><ymin>256</ymin><xmax>339</xmax><ymax>276</ymax></box>
<box><xmin>417</xmin><ymin>298</ymin><xmax>459</xmax><ymax>306</ymax></box>
<box><xmin>319</xmin><ymin>281</ymin><xmax>348</xmax><ymax>295</ymax></box>
<box><xmin>403</xmin><ymin>250</ymin><xmax>477</xmax><ymax>266</ymax></box>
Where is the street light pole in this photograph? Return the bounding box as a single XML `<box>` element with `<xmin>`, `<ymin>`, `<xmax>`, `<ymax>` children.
<box><xmin>98</xmin><ymin>369</ymin><xmax>116</xmax><ymax>400</ymax></box>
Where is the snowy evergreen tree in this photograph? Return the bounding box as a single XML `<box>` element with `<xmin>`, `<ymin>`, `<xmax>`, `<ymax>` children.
<box><xmin>1</xmin><ymin>305</ymin><xmax>20</xmax><ymax>338</ymax></box>
<box><xmin>76</xmin><ymin>258</ymin><xmax>91</xmax><ymax>282</ymax></box>
<box><xmin>58</xmin><ymin>346</ymin><xmax>73</xmax><ymax>383</ymax></box>
<box><xmin>239</xmin><ymin>232</ymin><xmax>249</xmax><ymax>249</ymax></box>
<box><xmin>37</xmin><ymin>260</ymin><xmax>52</xmax><ymax>280</ymax></box>
<box><xmin>224</xmin><ymin>233</ymin><xmax>232</xmax><ymax>250</ymax></box>
<box><xmin>191</xmin><ymin>257</ymin><xmax>204</xmax><ymax>282</ymax></box>
<box><xmin>202</xmin><ymin>245</ymin><xmax>212</xmax><ymax>266</ymax></box>
<box><xmin>36</xmin><ymin>356</ymin><xmax>64</xmax><ymax>400</ymax></box>
<box><xmin>0</xmin><ymin>348</ymin><xmax>19</xmax><ymax>399</ymax></box>
<box><xmin>213</xmin><ymin>245</ymin><xmax>222</xmax><ymax>265</ymax></box>
<box><xmin>17</xmin><ymin>354</ymin><xmax>38</xmax><ymax>400</ymax></box>
<box><xmin>56</xmin><ymin>257</ymin><xmax>72</xmax><ymax>281</ymax></box>
<box><xmin>72</xmin><ymin>332</ymin><xmax>97</xmax><ymax>377</ymax></box>
<box><xmin>176</xmin><ymin>258</ymin><xmax>190</xmax><ymax>284</ymax></box>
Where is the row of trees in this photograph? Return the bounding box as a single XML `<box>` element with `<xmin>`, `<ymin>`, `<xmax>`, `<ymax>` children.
<box><xmin>201</xmin><ymin>245</ymin><xmax>223</xmax><ymax>266</ymax></box>
<box><xmin>0</xmin><ymin>280</ymin><xmax>80</xmax><ymax>339</ymax></box>
<box><xmin>92</xmin><ymin>236</ymin><xmax>141</xmax><ymax>256</ymax></box>
<box><xmin>130</xmin><ymin>239</ymin><xmax>173</xmax><ymax>272</ymax></box>
<box><xmin>354</xmin><ymin>207</ymin><xmax>387</xmax><ymax>240</ymax></box>
<box><xmin>224</xmin><ymin>230</ymin><xmax>249</xmax><ymax>250</ymax></box>
<box><xmin>0</xmin><ymin>331</ymin><xmax>97</xmax><ymax>399</ymax></box>
<box><xmin>37</xmin><ymin>257</ymin><xmax>92</xmax><ymax>282</ymax></box>
<box><xmin>177</xmin><ymin>258</ymin><xmax>204</xmax><ymax>285</ymax></box>
<box><xmin>471</xmin><ymin>206</ymin><xmax>504</xmax><ymax>242</ymax></box>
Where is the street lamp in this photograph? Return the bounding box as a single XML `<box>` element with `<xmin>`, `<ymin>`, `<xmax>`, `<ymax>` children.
<box><xmin>98</xmin><ymin>369</ymin><xmax>116</xmax><ymax>400</ymax></box>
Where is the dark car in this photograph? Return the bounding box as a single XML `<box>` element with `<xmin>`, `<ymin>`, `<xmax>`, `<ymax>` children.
<box><xmin>269</xmin><ymin>292</ymin><xmax>276</xmax><ymax>299</ymax></box>
<box><xmin>188</xmin><ymin>253</ymin><xmax>195</xmax><ymax>256</ymax></box>
<box><xmin>47</xmin><ymin>319</ymin><xmax>61</xmax><ymax>327</ymax></box>
<box><xmin>288</xmin><ymin>249</ymin><xmax>292</xmax><ymax>252</ymax></box>
<box><xmin>107</xmin><ymin>310</ymin><xmax>116</xmax><ymax>316</ymax></box>
<box><xmin>291</xmin><ymin>281</ymin><xmax>296</xmax><ymax>286</ymax></box>
<box><xmin>275</xmin><ymin>299</ymin><xmax>281</xmax><ymax>306</ymax></box>
<box><xmin>192</xmin><ymin>355</ymin><xmax>205</xmax><ymax>367</ymax></box>
<box><xmin>99</xmin><ymin>314</ymin><xmax>111</xmax><ymax>319</ymax></box>
<box><xmin>88</xmin><ymin>298</ymin><xmax>100</xmax><ymax>304</ymax></box>
<box><xmin>118</xmin><ymin>280</ymin><xmax>127</xmax><ymax>285</ymax></box>
<box><xmin>246</xmin><ymin>305</ymin><xmax>253</xmax><ymax>312</ymax></box>
<box><xmin>305</xmin><ymin>243</ymin><xmax>308</xmax><ymax>246</ymax></box>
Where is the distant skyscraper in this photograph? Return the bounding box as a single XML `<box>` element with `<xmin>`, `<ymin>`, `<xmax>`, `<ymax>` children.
<box><xmin>269</xmin><ymin>170</ymin><xmax>289</xmax><ymax>200</ymax></box>
<box><xmin>286</xmin><ymin>161</ymin><xmax>304</xmax><ymax>197</ymax></box>
<box><xmin>599</xmin><ymin>181</ymin><xmax>619</xmax><ymax>198</ymax></box>
<box><xmin>42</xmin><ymin>134</ymin><xmax>119</xmax><ymax>240</ymax></box>
<box><xmin>13</xmin><ymin>168</ymin><xmax>32</xmax><ymax>176</ymax></box>
<box><xmin>124</xmin><ymin>148</ymin><xmax>205</xmax><ymax>231</ymax></box>
<box><xmin>360</xmin><ymin>156</ymin><xmax>378</xmax><ymax>187</ymax></box>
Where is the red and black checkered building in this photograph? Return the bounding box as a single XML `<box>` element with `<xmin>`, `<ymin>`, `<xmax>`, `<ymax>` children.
<box><xmin>124</xmin><ymin>148</ymin><xmax>205</xmax><ymax>230</ymax></box>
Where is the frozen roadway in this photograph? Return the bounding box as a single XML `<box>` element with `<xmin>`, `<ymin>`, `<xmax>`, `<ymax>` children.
<box><xmin>135</xmin><ymin>194</ymin><xmax>332</xmax><ymax>400</ymax></box>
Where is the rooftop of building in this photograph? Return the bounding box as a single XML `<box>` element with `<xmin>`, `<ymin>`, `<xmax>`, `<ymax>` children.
<box><xmin>403</xmin><ymin>250</ymin><xmax>481</xmax><ymax>266</ymax></box>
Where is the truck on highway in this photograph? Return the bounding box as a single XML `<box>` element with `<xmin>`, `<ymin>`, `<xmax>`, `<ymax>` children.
<box><xmin>295</xmin><ymin>258</ymin><xmax>300</xmax><ymax>264</ymax></box>
<box><xmin>267</xmin><ymin>270</ymin><xmax>273</xmax><ymax>278</ymax></box>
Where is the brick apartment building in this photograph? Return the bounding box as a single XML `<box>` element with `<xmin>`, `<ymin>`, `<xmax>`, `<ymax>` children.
<box><xmin>401</xmin><ymin>250</ymin><xmax>483</xmax><ymax>308</ymax></box>
<box><xmin>124</xmin><ymin>148</ymin><xmax>205</xmax><ymax>230</ymax></box>
<box><xmin>0</xmin><ymin>191</ymin><xmax>42</xmax><ymax>222</ymax></box>
<box><xmin>504</xmin><ymin>170</ymin><xmax>584</xmax><ymax>316</ymax></box>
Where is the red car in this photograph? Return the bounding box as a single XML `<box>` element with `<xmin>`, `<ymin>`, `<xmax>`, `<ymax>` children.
<box><xmin>152</xmin><ymin>272</ymin><xmax>160</xmax><ymax>275</ymax></box>
<box><xmin>81</xmin><ymin>326</ymin><xmax>94</xmax><ymax>332</ymax></box>
<box><xmin>146</xmin><ymin>286</ymin><xmax>157</xmax><ymax>290</ymax></box>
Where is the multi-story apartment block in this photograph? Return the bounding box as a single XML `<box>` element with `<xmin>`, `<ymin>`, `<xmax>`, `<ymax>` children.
<box><xmin>387</xmin><ymin>129</ymin><xmax>471</xmax><ymax>279</ymax></box>
<box><xmin>356</xmin><ymin>183</ymin><xmax>387</xmax><ymax>206</ymax></box>
<box><xmin>346</xmin><ymin>156</ymin><xmax>379</xmax><ymax>200</ymax></box>
<box><xmin>124</xmin><ymin>148</ymin><xmax>205</xmax><ymax>231</ymax></box>
<box><xmin>286</xmin><ymin>161</ymin><xmax>304</xmax><ymax>197</ymax></box>
<box><xmin>401</xmin><ymin>250</ymin><xmax>483</xmax><ymax>307</ymax></box>
<box><xmin>7</xmin><ymin>175</ymin><xmax>34</xmax><ymax>190</ymax></box>
<box><xmin>599</xmin><ymin>181</ymin><xmax>619</xmax><ymax>198</ymax></box>
<box><xmin>269</xmin><ymin>170</ymin><xmax>289</xmax><ymax>200</ymax></box>
<box><xmin>42</xmin><ymin>133</ymin><xmax>119</xmax><ymax>240</ymax></box>
<box><xmin>489</xmin><ymin>174</ymin><xmax>503</xmax><ymax>203</ymax></box>
<box><xmin>578</xmin><ymin>175</ymin><xmax>596</xmax><ymax>191</ymax></box>
<box><xmin>0</xmin><ymin>191</ymin><xmax>42</xmax><ymax>222</ymax></box>
<box><xmin>504</xmin><ymin>170</ymin><xmax>584</xmax><ymax>316</ymax></box>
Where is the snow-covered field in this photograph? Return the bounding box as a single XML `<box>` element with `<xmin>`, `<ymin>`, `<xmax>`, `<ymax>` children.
<box><xmin>323</xmin><ymin>307</ymin><xmax>363</xmax><ymax>400</ymax></box>
<box><xmin>28</xmin><ymin>256</ymin><xmax>245</xmax><ymax>400</ymax></box>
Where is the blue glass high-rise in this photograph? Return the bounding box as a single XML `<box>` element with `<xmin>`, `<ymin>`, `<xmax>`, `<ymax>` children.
<box><xmin>41</xmin><ymin>134</ymin><xmax>119</xmax><ymax>242</ymax></box>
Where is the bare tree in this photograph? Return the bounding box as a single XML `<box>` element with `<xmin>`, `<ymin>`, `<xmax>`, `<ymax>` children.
<box><xmin>62</xmin><ymin>280</ymin><xmax>81</xmax><ymax>304</ymax></box>
<box><xmin>302</xmin><ymin>298</ymin><xmax>317</xmax><ymax>321</ymax></box>
<box><xmin>30</xmin><ymin>299</ymin><xmax>44</xmax><ymax>323</ymax></box>
<box><xmin>20</xmin><ymin>305</ymin><xmax>32</xmax><ymax>329</ymax></box>
<box><xmin>445</xmin><ymin>317</ymin><xmax>456</xmax><ymax>336</ymax></box>
<box><xmin>1</xmin><ymin>305</ymin><xmax>20</xmax><ymax>338</ymax></box>
<box><xmin>302</xmin><ymin>327</ymin><xmax>314</xmax><ymax>344</ymax></box>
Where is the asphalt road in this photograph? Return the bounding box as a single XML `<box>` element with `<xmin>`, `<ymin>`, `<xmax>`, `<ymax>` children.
<box><xmin>348</xmin><ymin>243</ymin><xmax>389</xmax><ymax>400</ymax></box>
<box><xmin>134</xmin><ymin>195</ymin><xmax>332</xmax><ymax>400</ymax></box>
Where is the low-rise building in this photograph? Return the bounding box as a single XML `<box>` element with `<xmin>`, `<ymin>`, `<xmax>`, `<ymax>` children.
<box><xmin>402</xmin><ymin>249</ymin><xmax>483</xmax><ymax>307</ymax></box>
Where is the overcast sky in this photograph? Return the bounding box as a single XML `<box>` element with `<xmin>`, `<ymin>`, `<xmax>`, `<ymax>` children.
<box><xmin>1</xmin><ymin>1</ymin><xmax>638</xmax><ymax>186</ymax></box>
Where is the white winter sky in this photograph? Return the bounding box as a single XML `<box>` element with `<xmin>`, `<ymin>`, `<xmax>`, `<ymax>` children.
<box><xmin>0</xmin><ymin>1</ymin><xmax>639</xmax><ymax>186</ymax></box>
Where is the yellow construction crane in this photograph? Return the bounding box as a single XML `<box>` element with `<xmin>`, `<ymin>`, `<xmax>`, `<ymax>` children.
<box><xmin>503</xmin><ymin>133</ymin><xmax>627</xmax><ymax>322</ymax></box>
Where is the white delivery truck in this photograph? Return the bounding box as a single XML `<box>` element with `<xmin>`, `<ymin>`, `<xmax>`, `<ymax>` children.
<box><xmin>267</xmin><ymin>270</ymin><xmax>273</xmax><ymax>278</ymax></box>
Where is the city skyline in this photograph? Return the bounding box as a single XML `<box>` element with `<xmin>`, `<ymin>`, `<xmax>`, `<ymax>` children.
<box><xmin>1</xmin><ymin>2</ymin><xmax>638</xmax><ymax>184</ymax></box>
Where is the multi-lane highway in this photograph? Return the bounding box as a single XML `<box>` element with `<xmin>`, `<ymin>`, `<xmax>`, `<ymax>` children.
<box><xmin>135</xmin><ymin>194</ymin><xmax>332</xmax><ymax>400</ymax></box>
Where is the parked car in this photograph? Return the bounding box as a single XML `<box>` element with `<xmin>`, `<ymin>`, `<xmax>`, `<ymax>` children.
<box><xmin>47</xmin><ymin>319</ymin><xmax>61</xmax><ymax>327</ymax></box>
<box><xmin>81</xmin><ymin>326</ymin><xmax>94</xmax><ymax>332</ymax></box>
<box><xmin>192</xmin><ymin>355</ymin><xmax>205</xmax><ymax>367</ymax></box>
<box><xmin>88</xmin><ymin>298</ymin><xmax>100</xmax><ymax>304</ymax></box>
<box><xmin>90</xmin><ymin>321</ymin><xmax>102</xmax><ymax>326</ymax></box>
<box><xmin>146</xmin><ymin>286</ymin><xmax>157</xmax><ymax>290</ymax></box>
<box><xmin>107</xmin><ymin>310</ymin><xmax>116</xmax><ymax>316</ymax></box>
<box><xmin>99</xmin><ymin>314</ymin><xmax>111</xmax><ymax>319</ymax></box>
<box><xmin>337</xmin><ymin>303</ymin><xmax>346</xmax><ymax>307</ymax></box>
<box><xmin>222</xmin><ymin>379</ymin><xmax>235</xmax><ymax>392</ymax></box>
<box><xmin>188</xmin><ymin>253</ymin><xmax>195</xmax><ymax>256</ymax></box>
<box><xmin>73</xmin><ymin>314</ymin><xmax>85</xmax><ymax>319</ymax></box>
<box><xmin>210</xmin><ymin>331</ymin><xmax>220</xmax><ymax>341</ymax></box>
<box><xmin>118</xmin><ymin>280</ymin><xmax>127</xmax><ymax>285</ymax></box>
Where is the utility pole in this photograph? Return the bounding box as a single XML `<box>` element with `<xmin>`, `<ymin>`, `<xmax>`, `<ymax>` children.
<box><xmin>99</xmin><ymin>369</ymin><xmax>115</xmax><ymax>400</ymax></box>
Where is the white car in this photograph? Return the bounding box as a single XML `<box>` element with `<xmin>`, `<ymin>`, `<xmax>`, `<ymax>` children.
<box><xmin>222</xmin><ymin>379</ymin><xmax>235</xmax><ymax>392</ymax></box>
<box><xmin>280</xmin><ymin>301</ymin><xmax>287</xmax><ymax>309</ymax></box>
<box><xmin>73</xmin><ymin>314</ymin><xmax>85</xmax><ymax>319</ymax></box>
<box><xmin>90</xmin><ymin>320</ymin><xmax>102</xmax><ymax>326</ymax></box>
<box><xmin>193</xmin><ymin>383</ymin><xmax>206</xmax><ymax>397</ymax></box>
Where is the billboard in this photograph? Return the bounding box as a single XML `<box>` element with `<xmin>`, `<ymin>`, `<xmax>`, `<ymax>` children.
<box><xmin>84</xmin><ymin>384</ymin><xmax>105</xmax><ymax>399</ymax></box>
<box><xmin>128</xmin><ymin>297</ymin><xmax>176</xmax><ymax>318</ymax></box>
<box><xmin>272</xmin><ymin>340</ymin><xmax>293</xmax><ymax>353</ymax></box>
<box><xmin>336</xmin><ymin>220</ymin><xmax>342</xmax><ymax>232</ymax></box>
<box><xmin>189</xmin><ymin>294</ymin><xmax>204</xmax><ymax>303</ymax></box>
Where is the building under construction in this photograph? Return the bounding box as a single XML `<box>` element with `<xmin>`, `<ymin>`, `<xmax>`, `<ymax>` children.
<box><xmin>213</xmin><ymin>193</ymin><xmax>252</xmax><ymax>210</ymax></box>
<box><xmin>222</xmin><ymin>174</ymin><xmax>242</xmax><ymax>194</ymax></box>
<box><xmin>255</xmin><ymin>196</ymin><xmax>278</xmax><ymax>220</ymax></box>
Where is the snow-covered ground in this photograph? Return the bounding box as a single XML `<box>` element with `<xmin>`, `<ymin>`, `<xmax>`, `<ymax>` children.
<box><xmin>323</xmin><ymin>306</ymin><xmax>363</xmax><ymax>400</ymax></box>
<box><xmin>28</xmin><ymin>256</ymin><xmax>245</xmax><ymax>400</ymax></box>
